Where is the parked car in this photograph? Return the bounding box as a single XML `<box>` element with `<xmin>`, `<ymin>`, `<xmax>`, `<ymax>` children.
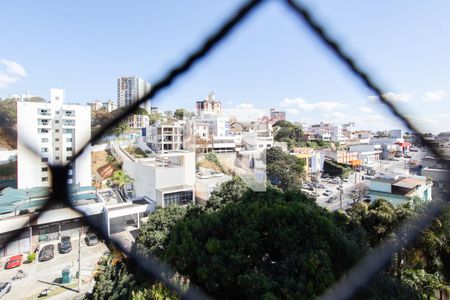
<box><xmin>322</xmin><ymin>190</ymin><xmax>332</xmax><ymax>196</ymax></box>
<box><xmin>5</xmin><ymin>255</ymin><xmax>22</xmax><ymax>269</ymax></box>
<box><xmin>0</xmin><ymin>282</ymin><xmax>11</xmax><ymax>298</ymax></box>
<box><xmin>86</xmin><ymin>232</ymin><xmax>98</xmax><ymax>246</ymax></box>
<box><xmin>38</xmin><ymin>244</ymin><xmax>54</xmax><ymax>262</ymax></box>
<box><xmin>59</xmin><ymin>236</ymin><xmax>72</xmax><ymax>254</ymax></box>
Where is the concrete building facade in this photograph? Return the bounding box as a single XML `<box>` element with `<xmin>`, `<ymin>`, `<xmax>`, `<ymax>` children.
<box><xmin>17</xmin><ymin>88</ymin><xmax>91</xmax><ymax>188</ymax></box>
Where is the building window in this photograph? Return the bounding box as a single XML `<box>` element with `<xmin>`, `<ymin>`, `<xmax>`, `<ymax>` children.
<box><xmin>42</xmin><ymin>177</ymin><xmax>48</xmax><ymax>182</ymax></box>
<box><xmin>42</xmin><ymin>167</ymin><xmax>48</xmax><ymax>172</ymax></box>
<box><xmin>41</xmin><ymin>157</ymin><xmax>48</xmax><ymax>162</ymax></box>
<box><xmin>163</xmin><ymin>190</ymin><xmax>193</xmax><ymax>206</ymax></box>
<box><xmin>41</xmin><ymin>138</ymin><xmax>48</xmax><ymax>143</ymax></box>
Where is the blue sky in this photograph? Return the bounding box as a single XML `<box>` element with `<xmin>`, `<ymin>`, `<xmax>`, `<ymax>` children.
<box><xmin>1</xmin><ymin>0</ymin><xmax>449</xmax><ymax>133</ymax></box>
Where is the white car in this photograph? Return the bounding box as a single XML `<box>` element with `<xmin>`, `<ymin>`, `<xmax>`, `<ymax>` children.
<box><xmin>322</xmin><ymin>190</ymin><xmax>332</xmax><ymax>196</ymax></box>
<box><xmin>0</xmin><ymin>282</ymin><xmax>11</xmax><ymax>298</ymax></box>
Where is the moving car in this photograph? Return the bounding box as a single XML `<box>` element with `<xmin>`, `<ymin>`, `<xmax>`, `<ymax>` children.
<box><xmin>0</xmin><ymin>282</ymin><xmax>11</xmax><ymax>298</ymax></box>
<box><xmin>86</xmin><ymin>232</ymin><xmax>98</xmax><ymax>246</ymax></box>
<box><xmin>5</xmin><ymin>255</ymin><xmax>22</xmax><ymax>269</ymax></box>
<box><xmin>38</xmin><ymin>244</ymin><xmax>54</xmax><ymax>262</ymax></box>
<box><xmin>59</xmin><ymin>236</ymin><xmax>72</xmax><ymax>254</ymax></box>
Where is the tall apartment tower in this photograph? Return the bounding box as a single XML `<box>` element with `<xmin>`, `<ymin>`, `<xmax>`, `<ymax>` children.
<box><xmin>17</xmin><ymin>88</ymin><xmax>92</xmax><ymax>189</ymax></box>
<box><xmin>117</xmin><ymin>76</ymin><xmax>151</xmax><ymax>112</ymax></box>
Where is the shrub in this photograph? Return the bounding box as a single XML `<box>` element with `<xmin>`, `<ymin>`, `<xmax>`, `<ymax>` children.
<box><xmin>27</xmin><ymin>252</ymin><xmax>36</xmax><ymax>262</ymax></box>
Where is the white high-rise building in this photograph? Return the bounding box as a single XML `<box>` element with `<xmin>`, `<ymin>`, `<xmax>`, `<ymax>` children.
<box><xmin>117</xmin><ymin>76</ymin><xmax>151</xmax><ymax>112</ymax></box>
<box><xmin>17</xmin><ymin>88</ymin><xmax>92</xmax><ymax>188</ymax></box>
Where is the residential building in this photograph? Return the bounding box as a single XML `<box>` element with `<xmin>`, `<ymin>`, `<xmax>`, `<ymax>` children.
<box><xmin>147</xmin><ymin>121</ymin><xmax>184</xmax><ymax>152</ymax></box>
<box><xmin>331</xmin><ymin>125</ymin><xmax>345</xmax><ymax>143</ymax></box>
<box><xmin>368</xmin><ymin>174</ymin><xmax>432</xmax><ymax>205</ymax></box>
<box><xmin>292</xmin><ymin>148</ymin><xmax>325</xmax><ymax>178</ymax></box>
<box><xmin>127</xmin><ymin>114</ymin><xmax>150</xmax><ymax>129</ymax></box>
<box><xmin>196</xmin><ymin>91</ymin><xmax>221</xmax><ymax>117</ymax></box>
<box><xmin>17</xmin><ymin>88</ymin><xmax>91</xmax><ymax>188</ymax></box>
<box><xmin>195</xmin><ymin>170</ymin><xmax>232</xmax><ymax>204</ymax></box>
<box><xmin>269</xmin><ymin>108</ymin><xmax>286</xmax><ymax>122</ymax></box>
<box><xmin>121</xmin><ymin>150</ymin><xmax>196</xmax><ymax>207</ymax></box>
<box><xmin>117</xmin><ymin>76</ymin><xmax>151</xmax><ymax>112</ymax></box>
<box><xmin>310</xmin><ymin>122</ymin><xmax>333</xmax><ymax>141</ymax></box>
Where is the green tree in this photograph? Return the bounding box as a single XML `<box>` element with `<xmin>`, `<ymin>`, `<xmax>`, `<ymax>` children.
<box><xmin>112</xmin><ymin>122</ymin><xmax>129</xmax><ymax>138</ymax></box>
<box><xmin>265</xmin><ymin>147</ymin><xmax>304</xmax><ymax>190</ymax></box>
<box><xmin>163</xmin><ymin>187</ymin><xmax>362</xmax><ymax>299</ymax></box>
<box><xmin>149</xmin><ymin>113</ymin><xmax>163</xmax><ymax>125</ymax></box>
<box><xmin>110</xmin><ymin>170</ymin><xmax>134</xmax><ymax>188</ymax></box>
<box><xmin>205</xmin><ymin>177</ymin><xmax>248</xmax><ymax>211</ymax></box>
<box><xmin>135</xmin><ymin>205</ymin><xmax>188</xmax><ymax>258</ymax></box>
<box><xmin>174</xmin><ymin>109</ymin><xmax>192</xmax><ymax>120</ymax></box>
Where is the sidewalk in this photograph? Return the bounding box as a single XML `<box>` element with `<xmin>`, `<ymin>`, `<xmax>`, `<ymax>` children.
<box><xmin>47</xmin><ymin>281</ymin><xmax>94</xmax><ymax>300</ymax></box>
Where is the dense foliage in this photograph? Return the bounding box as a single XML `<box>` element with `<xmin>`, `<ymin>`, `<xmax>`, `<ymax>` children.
<box><xmin>163</xmin><ymin>187</ymin><xmax>362</xmax><ymax>299</ymax></box>
<box><xmin>265</xmin><ymin>147</ymin><xmax>304</xmax><ymax>190</ymax></box>
<box><xmin>88</xmin><ymin>152</ymin><xmax>450</xmax><ymax>300</ymax></box>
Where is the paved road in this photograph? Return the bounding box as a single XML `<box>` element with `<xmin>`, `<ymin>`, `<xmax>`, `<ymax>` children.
<box><xmin>0</xmin><ymin>238</ymin><xmax>109</xmax><ymax>300</ymax></box>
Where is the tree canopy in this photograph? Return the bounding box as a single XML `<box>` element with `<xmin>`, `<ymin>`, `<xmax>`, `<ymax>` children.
<box><xmin>265</xmin><ymin>147</ymin><xmax>304</xmax><ymax>190</ymax></box>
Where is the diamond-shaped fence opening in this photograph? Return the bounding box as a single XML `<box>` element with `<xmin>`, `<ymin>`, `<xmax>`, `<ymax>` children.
<box><xmin>0</xmin><ymin>0</ymin><xmax>448</xmax><ymax>299</ymax></box>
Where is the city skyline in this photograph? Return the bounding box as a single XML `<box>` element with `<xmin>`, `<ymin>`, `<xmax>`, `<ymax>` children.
<box><xmin>1</xmin><ymin>0</ymin><xmax>450</xmax><ymax>133</ymax></box>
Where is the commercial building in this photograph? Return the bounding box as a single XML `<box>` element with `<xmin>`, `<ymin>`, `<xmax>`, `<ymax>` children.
<box><xmin>0</xmin><ymin>186</ymin><xmax>103</xmax><ymax>257</ymax></box>
<box><xmin>367</xmin><ymin>174</ymin><xmax>432</xmax><ymax>205</ymax></box>
<box><xmin>17</xmin><ymin>88</ymin><xmax>91</xmax><ymax>188</ymax></box>
<box><xmin>117</xmin><ymin>76</ymin><xmax>151</xmax><ymax>112</ymax></box>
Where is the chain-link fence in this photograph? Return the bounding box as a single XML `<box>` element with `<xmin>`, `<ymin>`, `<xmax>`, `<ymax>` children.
<box><xmin>1</xmin><ymin>0</ymin><xmax>449</xmax><ymax>299</ymax></box>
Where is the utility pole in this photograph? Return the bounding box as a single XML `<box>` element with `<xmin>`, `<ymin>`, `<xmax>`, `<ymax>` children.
<box><xmin>78</xmin><ymin>228</ymin><xmax>81</xmax><ymax>292</ymax></box>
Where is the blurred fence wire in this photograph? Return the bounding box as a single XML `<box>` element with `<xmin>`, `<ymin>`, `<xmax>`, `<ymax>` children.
<box><xmin>2</xmin><ymin>0</ymin><xmax>449</xmax><ymax>299</ymax></box>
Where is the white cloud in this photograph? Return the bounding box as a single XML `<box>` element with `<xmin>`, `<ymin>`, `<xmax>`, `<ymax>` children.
<box><xmin>422</xmin><ymin>90</ymin><xmax>448</xmax><ymax>102</ymax></box>
<box><xmin>368</xmin><ymin>92</ymin><xmax>413</xmax><ymax>103</ymax></box>
<box><xmin>280</xmin><ymin>97</ymin><xmax>348</xmax><ymax>112</ymax></box>
<box><xmin>286</xmin><ymin>108</ymin><xmax>300</xmax><ymax>115</ymax></box>
<box><xmin>235</xmin><ymin>103</ymin><xmax>254</xmax><ymax>109</ymax></box>
<box><xmin>0</xmin><ymin>59</ymin><xmax>27</xmax><ymax>89</ymax></box>
<box><xmin>358</xmin><ymin>106</ymin><xmax>372</xmax><ymax>113</ymax></box>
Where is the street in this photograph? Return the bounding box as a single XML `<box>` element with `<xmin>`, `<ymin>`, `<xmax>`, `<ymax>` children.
<box><xmin>307</xmin><ymin>154</ymin><xmax>419</xmax><ymax>212</ymax></box>
<box><xmin>0</xmin><ymin>238</ymin><xmax>109</xmax><ymax>300</ymax></box>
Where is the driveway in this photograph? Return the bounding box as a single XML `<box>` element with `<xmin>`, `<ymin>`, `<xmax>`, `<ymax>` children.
<box><xmin>0</xmin><ymin>236</ymin><xmax>109</xmax><ymax>300</ymax></box>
